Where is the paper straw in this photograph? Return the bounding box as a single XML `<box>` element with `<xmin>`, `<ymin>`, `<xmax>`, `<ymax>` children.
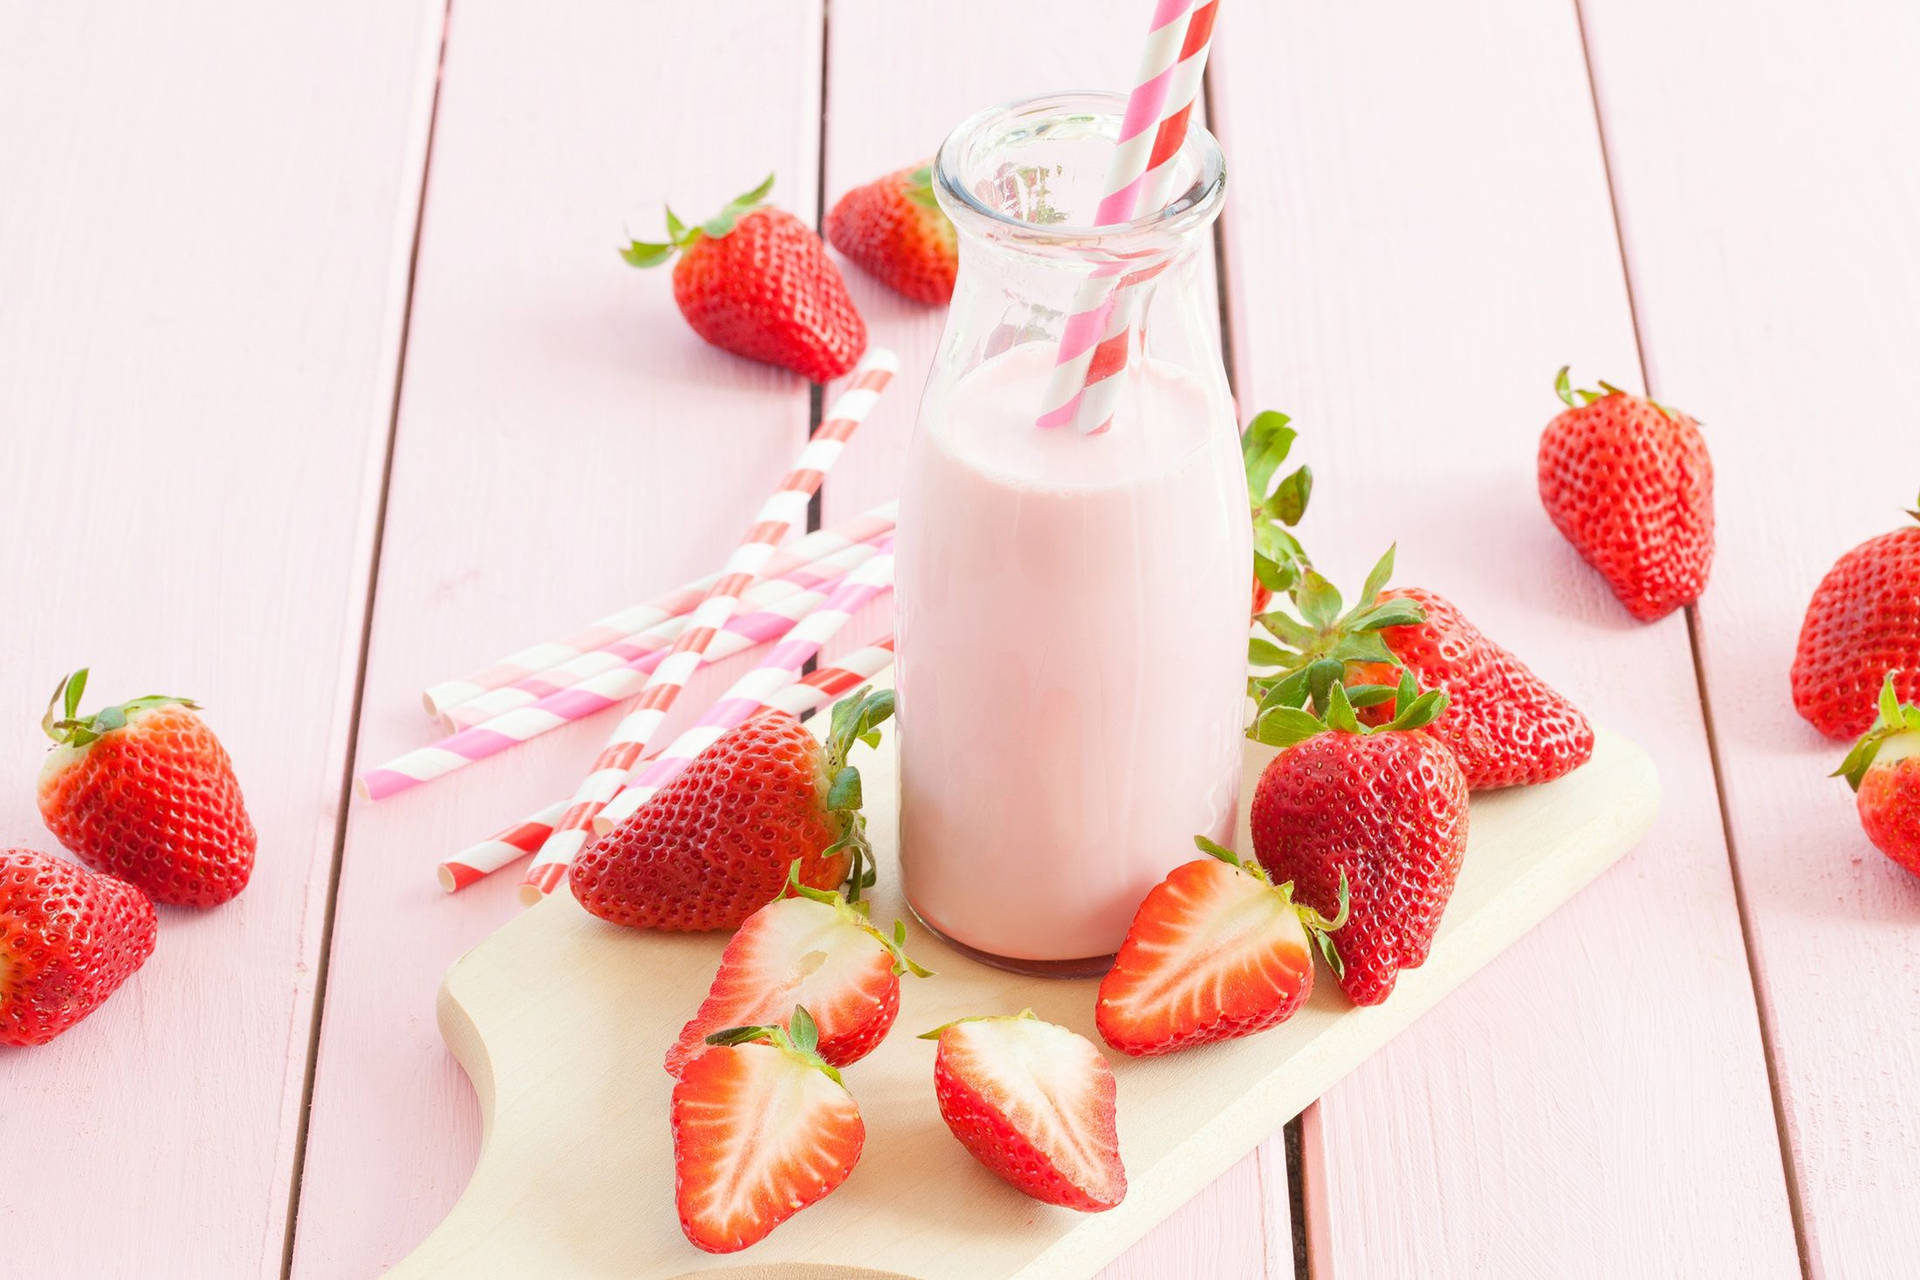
<box><xmin>1038</xmin><ymin>0</ymin><xmax>1219</xmax><ymax>434</ymax></box>
<box><xmin>439</xmin><ymin>537</ymin><xmax>884</xmax><ymax>730</ymax></box>
<box><xmin>435</xmin><ymin>636</ymin><xmax>897</xmax><ymax>892</ymax></box>
<box><xmin>423</xmin><ymin>500</ymin><xmax>898</xmax><ymax>718</ymax></box>
<box><xmin>592</xmin><ymin>544</ymin><xmax>895</xmax><ymax>837</ymax></box>
<box><xmin>359</xmin><ymin>566</ymin><xmax>853</xmax><ymax>798</ymax></box>
<box><xmin>518</xmin><ymin>351</ymin><xmax>898</xmax><ymax>900</ymax></box>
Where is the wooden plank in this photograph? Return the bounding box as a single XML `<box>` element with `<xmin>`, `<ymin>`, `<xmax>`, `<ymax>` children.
<box><xmin>0</xmin><ymin>2</ymin><xmax>440</xmax><ymax>1275</ymax></box>
<box><xmin>285</xmin><ymin>3</ymin><xmax>827</xmax><ymax>1274</ymax></box>
<box><xmin>1579</xmin><ymin>1</ymin><xmax>1920</xmax><ymax>1272</ymax></box>
<box><xmin>817</xmin><ymin>4</ymin><xmax>1276</xmax><ymax>1273</ymax></box>
<box><xmin>1209</xmin><ymin>2</ymin><xmax>1802</xmax><ymax>1274</ymax></box>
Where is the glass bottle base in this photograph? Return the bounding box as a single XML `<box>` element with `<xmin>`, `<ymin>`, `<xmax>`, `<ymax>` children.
<box><xmin>904</xmin><ymin>896</ymin><xmax>1116</xmax><ymax>980</ymax></box>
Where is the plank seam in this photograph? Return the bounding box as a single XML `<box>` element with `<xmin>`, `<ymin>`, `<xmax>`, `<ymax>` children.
<box><xmin>276</xmin><ymin>2</ymin><xmax>454</xmax><ymax>1275</ymax></box>
<box><xmin>1570</xmin><ymin>2</ymin><xmax>1812</xmax><ymax>1273</ymax></box>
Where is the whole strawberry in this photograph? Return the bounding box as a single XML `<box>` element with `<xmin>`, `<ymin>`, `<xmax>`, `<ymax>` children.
<box><xmin>622</xmin><ymin>174</ymin><xmax>866</xmax><ymax>382</ymax></box>
<box><xmin>1791</xmin><ymin>497</ymin><xmax>1920</xmax><ymax>739</ymax></box>
<box><xmin>824</xmin><ymin>163</ymin><xmax>957</xmax><ymax>304</ymax></box>
<box><xmin>1835</xmin><ymin>675</ymin><xmax>1920</xmax><ymax>877</ymax></box>
<box><xmin>1365</xmin><ymin>588</ymin><xmax>1592</xmax><ymax>788</ymax></box>
<box><xmin>1538</xmin><ymin>367</ymin><xmax>1713</xmax><ymax>621</ymax></box>
<box><xmin>571</xmin><ymin>688</ymin><xmax>894</xmax><ymax>931</ymax></box>
<box><xmin>1250</xmin><ymin>681</ymin><xmax>1469</xmax><ymax>1006</ymax></box>
<box><xmin>1244</xmin><ymin>410</ymin><xmax>1313</xmax><ymax>618</ymax></box>
<box><xmin>37</xmin><ymin>669</ymin><xmax>256</xmax><ymax>908</ymax></box>
<box><xmin>1</xmin><ymin>847</ymin><xmax>157</xmax><ymax>1046</ymax></box>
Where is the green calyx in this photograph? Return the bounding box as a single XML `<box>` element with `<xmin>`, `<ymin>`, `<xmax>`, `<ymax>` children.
<box><xmin>903</xmin><ymin>163</ymin><xmax>939</xmax><ymax>211</ymax></box>
<box><xmin>818</xmin><ymin>686</ymin><xmax>896</xmax><ymax>905</ymax></box>
<box><xmin>776</xmin><ymin>862</ymin><xmax>933</xmax><ymax>979</ymax></box>
<box><xmin>917</xmin><ymin>1008</ymin><xmax>1037</xmax><ymax>1041</ymax></box>
<box><xmin>1553</xmin><ymin>365</ymin><xmax>1677</xmax><ymax>421</ymax></box>
<box><xmin>1833</xmin><ymin>674</ymin><xmax>1920</xmax><ymax>791</ymax></box>
<box><xmin>1192</xmin><ymin>836</ymin><xmax>1351</xmax><ymax>977</ymax></box>
<box><xmin>41</xmin><ymin>669</ymin><xmax>196</xmax><ymax>749</ymax></box>
<box><xmin>1243</xmin><ymin>411</ymin><xmax>1313</xmax><ymax>597</ymax></box>
<box><xmin>1252</xmin><ymin>672</ymin><xmax>1448</xmax><ymax>749</ymax></box>
<box><xmin>620</xmin><ymin>173</ymin><xmax>776</xmax><ymax>269</ymax></box>
<box><xmin>704</xmin><ymin>1005</ymin><xmax>845</xmax><ymax>1085</ymax></box>
<box><xmin>1248</xmin><ymin>545</ymin><xmax>1438</xmax><ymax>745</ymax></box>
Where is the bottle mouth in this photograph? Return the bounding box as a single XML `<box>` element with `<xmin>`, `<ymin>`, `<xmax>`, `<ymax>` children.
<box><xmin>933</xmin><ymin>90</ymin><xmax>1227</xmax><ymax>258</ymax></box>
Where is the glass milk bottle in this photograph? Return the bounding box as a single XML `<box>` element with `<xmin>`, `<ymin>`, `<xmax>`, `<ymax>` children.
<box><xmin>896</xmin><ymin>92</ymin><xmax>1249</xmax><ymax>974</ymax></box>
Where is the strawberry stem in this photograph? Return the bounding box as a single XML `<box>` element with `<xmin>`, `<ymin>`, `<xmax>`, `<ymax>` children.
<box><xmin>703</xmin><ymin>1005</ymin><xmax>845</xmax><ymax>1084</ymax></box>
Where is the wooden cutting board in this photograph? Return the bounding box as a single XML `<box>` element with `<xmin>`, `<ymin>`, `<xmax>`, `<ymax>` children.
<box><xmin>391</xmin><ymin>683</ymin><xmax>1658</xmax><ymax>1280</ymax></box>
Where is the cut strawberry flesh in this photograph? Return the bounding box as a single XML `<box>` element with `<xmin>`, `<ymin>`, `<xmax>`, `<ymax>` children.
<box><xmin>935</xmin><ymin>1017</ymin><xmax>1125</xmax><ymax>1211</ymax></box>
<box><xmin>1097</xmin><ymin>857</ymin><xmax>1314</xmax><ymax>1056</ymax></box>
<box><xmin>672</xmin><ymin>1041</ymin><xmax>865</xmax><ymax>1253</ymax></box>
<box><xmin>667</xmin><ymin>896</ymin><xmax>901</xmax><ymax>1075</ymax></box>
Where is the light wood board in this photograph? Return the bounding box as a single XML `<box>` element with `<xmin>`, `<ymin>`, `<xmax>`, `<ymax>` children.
<box><xmin>391</xmin><ymin>691</ymin><xmax>1658</xmax><ymax>1279</ymax></box>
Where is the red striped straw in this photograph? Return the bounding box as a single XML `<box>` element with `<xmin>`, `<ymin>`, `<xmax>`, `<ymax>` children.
<box><xmin>436</xmin><ymin>636</ymin><xmax>896</xmax><ymax>892</ymax></box>
<box><xmin>591</xmin><ymin>542</ymin><xmax>894</xmax><ymax>836</ymax></box>
<box><xmin>517</xmin><ymin>351</ymin><xmax>898</xmax><ymax>901</ymax></box>
<box><xmin>422</xmin><ymin>499</ymin><xmax>897</xmax><ymax>718</ymax></box>
<box><xmin>438</xmin><ymin>536</ymin><xmax>884</xmax><ymax>730</ymax></box>
<box><xmin>1037</xmin><ymin>0</ymin><xmax>1219</xmax><ymax>434</ymax></box>
<box><xmin>359</xmin><ymin>563</ymin><xmax>856</xmax><ymax>797</ymax></box>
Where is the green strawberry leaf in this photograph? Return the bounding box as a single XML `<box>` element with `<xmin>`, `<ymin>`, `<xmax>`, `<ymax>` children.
<box><xmin>1270</xmin><ymin>465</ymin><xmax>1312</xmax><ymax>525</ymax></box>
<box><xmin>1248</xmin><ymin>637</ymin><xmax>1288</xmax><ymax>669</ymax></box>
<box><xmin>1251</xmin><ymin>704</ymin><xmax>1325</xmax><ymax>748</ymax></box>
<box><xmin>1193</xmin><ymin>834</ymin><xmax>1243</xmax><ymax>868</ymax></box>
<box><xmin>620</xmin><ymin>239</ymin><xmax>677</xmax><ymax>268</ymax></box>
<box><xmin>826</xmin><ymin>765</ymin><xmax>863</xmax><ymax>813</ymax></box>
<box><xmin>1294</xmin><ymin>569</ymin><xmax>1343</xmax><ymax>630</ymax></box>
<box><xmin>1358</xmin><ymin>546</ymin><xmax>1396</xmax><ymax>609</ymax></box>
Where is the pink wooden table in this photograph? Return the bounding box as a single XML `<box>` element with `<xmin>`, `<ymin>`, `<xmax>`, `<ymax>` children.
<box><xmin>3</xmin><ymin>2</ymin><xmax>1916</xmax><ymax>1276</ymax></box>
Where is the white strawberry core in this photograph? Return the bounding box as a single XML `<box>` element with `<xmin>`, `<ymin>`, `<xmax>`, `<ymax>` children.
<box><xmin>951</xmin><ymin>1018</ymin><xmax>1111</xmax><ymax>1183</ymax></box>
<box><xmin>1874</xmin><ymin>731</ymin><xmax>1920</xmax><ymax>768</ymax></box>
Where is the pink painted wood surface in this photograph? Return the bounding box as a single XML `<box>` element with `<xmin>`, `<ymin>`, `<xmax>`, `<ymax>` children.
<box><xmin>286</xmin><ymin>4</ymin><xmax>831</xmax><ymax>1275</ymax></box>
<box><xmin>1580</xmin><ymin>1</ymin><xmax>1920</xmax><ymax>1272</ymax></box>
<box><xmin>1211</xmin><ymin>2</ymin><xmax>1801</xmax><ymax>1275</ymax></box>
<box><xmin>816</xmin><ymin>4</ymin><xmax>1276</xmax><ymax>1274</ymax></box>
<box><xmin>0</xmin><ymin>1</ymin><xmax>440</xmax><ymax>1275</ymax></box>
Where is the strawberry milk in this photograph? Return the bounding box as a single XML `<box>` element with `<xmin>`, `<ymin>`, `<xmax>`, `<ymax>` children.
<box><xmin>897</xmin><ymin>342</ymin><xmax>1250</xmax><ymax>967</ymax></box>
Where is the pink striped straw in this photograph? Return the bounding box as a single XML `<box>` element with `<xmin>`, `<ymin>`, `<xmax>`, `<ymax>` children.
<box><xmin>436</xmin><ymin>636</ymin><xmax>897</xmax><ymax>892</ymax></box>
<box><xmin>422</xmin><ymin>500</ymin><xmax>898</xmax><ymax>718</ymax></box>
<box><xmin>1037</xmin><ymin>0</ymin><xmax>1220</xmax><ymax>434</ymax></box>
<box><xmin>359</xmin><ymin>565</ymin><xmax>855</xmax><ymax>798</ymax></box>
<box><xmin>591</xmin><ymin>543</ymin><xmax>894</xmax><ymax>836</ymax></box>
<box><xmin>438</xmin><ymin>536</ymin><xmax>884</xmax><ymax>730</ymax></box>
<box><xmin>518</xmin><ymin>350</ymin><xmax>898</xmax><ymax>900</ymax></box>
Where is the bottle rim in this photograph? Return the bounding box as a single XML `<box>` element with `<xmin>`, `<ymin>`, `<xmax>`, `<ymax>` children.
<box><xmin>932</xmin><ymin>90</ymin><xmax>1227</xmax><ymax>256</ymax></box>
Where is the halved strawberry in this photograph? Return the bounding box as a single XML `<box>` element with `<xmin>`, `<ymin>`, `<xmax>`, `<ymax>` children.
<box><xmin>922</xmin><ymin>1011</ymin><xmax>1125</xmax><ymax>1212</ymax></box>
<box><xmin>671</xmin><ymin>1007</ymin><xmax>865</xmax><ymax>1253</ymax></box>
<box><xmin>666</xmin><ymin>868</ymin><xmax>929</xmax><ymax>1076</ymax></box>
<box><xmin>1096</xmin><ymin>838</ymin><xmax>1346</xmax><ymax>1057</ymax></box>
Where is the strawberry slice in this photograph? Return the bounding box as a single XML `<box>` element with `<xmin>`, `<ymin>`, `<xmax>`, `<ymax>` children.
<box><xmin>666</xmin><ymin>868</ymin><xmax>930</xmax><ymax>1076</ymax></box>
<box><xmin>671</xmin><ymin>1007</ymin><xmax>866</xmax><ymax>1254</ymax></box>
<box><xmin>1096</xmin><ymin>838</ymin><xmax>1346</xmax><ymax>1057</ymax></box>
<box><xmin>922</xmin><ymin>1011</ymin><xmax>1126</xmax><ymax>1212</ymax></box>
